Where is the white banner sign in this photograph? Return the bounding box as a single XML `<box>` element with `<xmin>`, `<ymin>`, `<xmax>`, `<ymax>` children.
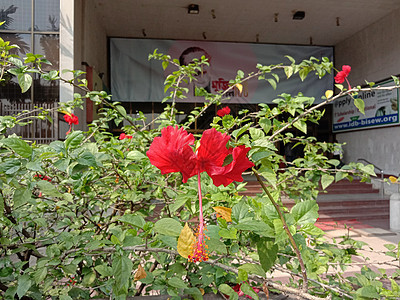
<box><xmin>110</xmin><ymin>38</ymin><xmax>333</xmax><ymax>103</ymax></box>
<box><xmin>332</xmin><ymin>79</ymin><xmax>399</xmax><ymax>132</ymax></box>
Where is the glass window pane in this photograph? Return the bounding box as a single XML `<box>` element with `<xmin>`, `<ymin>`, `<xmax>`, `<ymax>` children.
<box><xmin>0</xmin><ymin>1</ymin><xmax>32</xmax><ymax>31</ymax></box>
<box><xmin>34</xmin><ymin>33</ymin><xmax>59</xmax><ymax>70</ymax></box>
<box><xmin>34</xmin><ymin>74</ymin><xmax>59</xmax><ymax>103</ymax></box>
<box><xmin>34</xmin><ymin>0</ymin><xmax>59</xmax><ymax>31</ymax></box>
<box><xmin>0</xmin><ymin>32</ymin><xmax>31</xmax><ymax>55</ymax></box>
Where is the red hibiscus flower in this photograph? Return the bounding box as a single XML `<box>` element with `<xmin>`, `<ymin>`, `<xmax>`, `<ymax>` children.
<box><xmin>217</xmin><ymin>106</ymin><xmax>231</xmax><ymax>117</ymax></box>
<box><xmin>63</xmin><ymin>113</ymin><xmax>79</xmax><ymax>135</ymax></box>
<box><xmin>146</xmin><ymin>126</ymin><xmax>254</xmax><ymax>186</ymax></box>
<box><xmin>119</xmin><ymin>133</ymin><xmax>133</xmax><ymax>140</ymax></box>
<box><xmin>63</xmin><ymin>113</ymin><xmax>79</xmax><ymax>125</ymax></box>
<box><xmin>147</xmin><ymin>126</ymin><xmax>254</xmax><ymax>262</ymax></box>
<box><xmin>334</xmin><ymin>65</ymin><xmax>351</xmax><ymax>89</ymax></box>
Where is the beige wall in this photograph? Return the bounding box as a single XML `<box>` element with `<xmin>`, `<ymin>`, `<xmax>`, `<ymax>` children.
<box><xmin>335</xmin><ymin>8</ymin><xmax>400</xmax><ymax>175</ymax></box>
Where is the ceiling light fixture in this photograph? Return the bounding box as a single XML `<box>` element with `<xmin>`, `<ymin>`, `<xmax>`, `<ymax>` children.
<box><xmin>293</xmin><ymin>11</ymin><xmax>305</xmax><ymax>20</ymax></box>
<box><xmin>188</xmin><ymin>4</ymin><xmax>199</xmax><ymax>14</ymax></box>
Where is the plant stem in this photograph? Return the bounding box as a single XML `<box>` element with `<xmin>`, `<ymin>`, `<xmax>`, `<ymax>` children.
<box><xmin>252</xmin><ymin>168</ymin><xmax>308</xmax><ymax>292</ymax></box>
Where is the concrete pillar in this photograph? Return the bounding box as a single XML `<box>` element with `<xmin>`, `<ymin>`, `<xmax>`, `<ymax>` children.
<box><xmin>390</xmin><ymin>193</ymin><xmax>400</xmax><ymax>231</ymax></box>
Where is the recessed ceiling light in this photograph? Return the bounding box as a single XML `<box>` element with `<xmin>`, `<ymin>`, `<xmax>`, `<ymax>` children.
<box><xmin>188</xmin><ymin>4</ymin><xmax>199</xmax><ymax>14</ymax></box>
<box><xmin>293</xmin><ymin>11</ymin><xmax>305</xmax><ymax>20</ymax></box>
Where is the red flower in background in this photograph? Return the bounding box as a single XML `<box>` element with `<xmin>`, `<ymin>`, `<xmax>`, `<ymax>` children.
<box><xmin>119</xmin><ymin>133</ymin><xmax>133</xmax><ymax>140</ymax></box>
<box><xmin>217</xmin><ymin>106</ymin><xmax>231</xmax><ymax>117</ymax></box>
<box><xmin>146</xmin><ymin>126</ymin><xmax>254</xmax><ymax>186</ymax></box>
<box><xmin>63</xmin><ymin>113</ymin><xmax>79</xmax><ymax>125</ymax></box>
<box><xmin>334</xmin><ymin>65</ymin><xmax>351</xmax><ymax>86</ymax></box>
<box><xmin>33</xmin><ymin>174</ymin><xmax>52</xmax><ymax>182</ymax></box>
<box><xmin>232</xmin><ymin>283</ymin><xmax>260</xmax><ymax>299</ymax></box>
<box><xmin>63</xmin><ymin>113</ymin><xmax>79</xmax><ymax>135</ymax></box>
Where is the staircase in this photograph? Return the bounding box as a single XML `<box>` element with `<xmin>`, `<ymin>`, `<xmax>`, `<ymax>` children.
<box><xmin>240</xmin><ymin>179</ymin><xmax>390</xmax><ymax>226</ymax></box>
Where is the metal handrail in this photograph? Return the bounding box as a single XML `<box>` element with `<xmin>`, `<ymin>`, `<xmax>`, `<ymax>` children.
<box><xmin>357</xmin><ymin>158</ymin><xmax>384</xmax><ymax>196</ymax></box>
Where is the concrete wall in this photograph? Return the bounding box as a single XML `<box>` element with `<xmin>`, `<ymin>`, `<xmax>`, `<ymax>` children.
<box><xmin>335</xmin><ymin>7</ymin><xmax>400</xmax><ymax>176</ymax></box>
<box><xmin>77</xmin><ymin>0</ymin><xmax>108</xmax><ymax>84</ymax></box>
<box><xmin>62</xmin><ymin>0</ymin><xmax>108</xmax><ymax>131</ymax></box>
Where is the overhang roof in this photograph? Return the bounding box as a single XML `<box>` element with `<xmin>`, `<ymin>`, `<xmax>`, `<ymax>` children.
<box><xmin>91</xmin><ymin>0</ymin><xmax>400</xmax><ymax>45</ymax></box>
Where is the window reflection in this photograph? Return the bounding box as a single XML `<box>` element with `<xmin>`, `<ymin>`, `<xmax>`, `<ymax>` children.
<box><xmin>34</xmin><ymin>0</ymin><xmax>59</xmax><ymax>31</ymax></box>
<box><xmin>0</xmin><ymin>1</ymin><xmax>32</xmax><ymax>31</ymax></box>
<box><xmin>0</xmin><ymin>32</ymin><xmax>30</xmax><ymax>55</ymax></box>
<box><xmin>34</xmin><ymin>34</ymin><xmax>59</xmax><ymax>70</ymax></box>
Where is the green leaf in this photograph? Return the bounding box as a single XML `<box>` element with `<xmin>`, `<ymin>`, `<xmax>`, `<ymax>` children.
<box><xmin>354</xmin><ymin>97</ymin><xmax>365</xmax><ymax>114</ymax></box>
<box><xmin>119</xmin><ymin>214</ymin><xmax>145</xmax><ymax>228</ymax></box>
<box><xmin>59</xmin><ymin>296</ymin><xmax>73</xmax><ymax>300</ymax></box>
<box><xmin>82</xmin><ymin>271</ymin><xmax>96</xmax><ymax>286</ymax></box>
<box><xmin>17</xmin><ymin>274</ymin><xmax>32</xmax><ymax>298</ymax></box>
<box><xmin>259</xmin><ymin>118</ymin><xmax>272</xmax><ymax>134</ymax></box>
<box><xmin>299</xmin><ymin>68</ymin><xmax>310</xmax><ymax>81</ymax></box>
<box><xmin>54</xmin><ymin>158</ymin><xmax>70</xmax><ymax>172</ymax></box>
<box><xmin>162</xmin><ymin>60</ymin><xmax>169</xmax><ymax>70</ymax></box>
<box><xmin>293</xmin><ymin>120</ymin><xmax>307</xmax><ymax>134</ymax></box>
<box><xmin>34</xmin><ymin>267</ymin><xmax>47</xmax><ymax>284</ymax></box>
<box><xmin>359</xmin><ymin>164</ymin><xmax>376</xmax><ymax>176</ymax></box>
<box><xmin>154</xmin><ymin>218</ymin><xmax>183</xmax><ymax>237</ymax></box>
<box><xmin>257</xmin><ymin>240</ymin><xmax>278</xmax><ymax>272</ymax></box>
<box><xmin>95</xmin><ymin>264</ymin><xmax>113</xmax><ymax>277</ymax></box>
<box><xmin>291</xmin><ymin>200</ymin><xmax>319</xmax><ymax>225</ymax></box>
<box><xmin>249</xmin><ymin>128</ymin><xmax>265</xmax><ymax>140</ymax></box>
<box><xmin>232</xmin><ymin>201</ymin><xmax>251</xmax><ymax>223</ymax></box>
<box><xmin>65</xmin><ymin>131</ymin><xmax>84</xmax><ymax>150</ymax></box>
<box><xmin>321</xmin><ymin>174</ymin><xmax>335</xmax><ymax>190</ymax></box>
<box><xmin>234</xmin><ymin>220</ymin><xmax>272</xmax><ymax>234</ymax></box>
<box><xmin>259</xmin><ymin>167</ymin><xmax>277</xmax><ymax>188</ymax></box>
<box><xmin>219</xmin><ymin>284</ymin><xmax>239</xmax><ymax>300</ymax></box>
<box><xmin>126</xmin><ymin>150</ymin><xmax>146</xmax><ymax>161</ymax></box>
<box><xmin>18</xmin><ymin>73</ymin><xmax>33</xmax><ymax>93</ymax></box>
<box><xmin>77</xmin><ymin>152</ymin><xmax>97</xmax><ymax>167</ymax></box>
<box><xmin>206</xmin><ymin>238</ymin><xmax>227</xmax><ymax>254</ymax></box>
<box><xmin>267</xmin><ymin>78</ymin><xmax>277</xmax><ymax>90</ymax></box>
<box><xmin>2</xmin><ymin>138</ymin><xmax>32</xmax><ymax>158</ymax></box>
<box><xmin>356</xmin><ymin>285</ymin><xmax>380</xmax><ymax>299</ymax></box>
<box><xmin>218</xmin><ymin>227</ymin><xmax>237</xmax><ymax>239</ymax></box>
<box><xmin>241</xmin><ymin>282</ymin><xmax>259</xmax><ymax>300</ymax></box>
<box><xmin>13</xmin><ymin>188</ymin><xmax>31</xmax><ymax>208</ymax></box>
<box><xmin>300</xmin><ymin>223</ymin><xmax>325</xmax><ymax>236</ymax></box>
<box><xmin>26</xmin><ymin>161</ymin><xmax>42</xmax><ymax>171</ymax></box>
<box><xmin>0</xmin><ymin>159</ymin><xmax>21</xmax><ymax>174</ymax></box>
<box><xmin>115</xmin><ymin>105</ymin><xmax>127</xmax><ymax>118</ymax></box>
<box><xmin>112</xmin><ymin>254</ymin><xmax>133</xmax><ymax>296</ymax></box>
<box><xmin>168</xmin><ymin>277</ymin><xmax>188</xmax><ymax>289</ymax></box>
<box><xmin>384</xmin><ymin>244</ymin><xmax>396</xmax><ymax>251</ymax></box>
<box><xmin>284</xmin><ymin>66</ymin><xmax>294</xmax><ymax>78</ymax></box>
<box><xmin>239</xmin><ymin>263</ymin><xmax>266</xmax><ymax>277</ymax></box>
<box><xmin>37</xmin><ymin>180</ymin><xmax>62</xmax><ymax>197</ymax></box>
<box><xmin>238</xmin><ymin>268</ymin><xmax>248</xmax><ymax>281</ymax></box>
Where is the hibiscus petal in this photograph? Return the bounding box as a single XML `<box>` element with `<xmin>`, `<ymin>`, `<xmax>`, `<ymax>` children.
<box><xmin>334</xmin><ymin>71</ymin><xmax>346</xmax><ymax>84</ymax></box>
<box><xmin>342</xmin><ymin>65</ymin><xmax>351</xmax><ymax>75</ymax></box>
<box><xmin>147</xmin><ymin>126</ymin><xmax>197</xmax><ymax>182</ymax></box>
<box><xmin>210</xmin><ymin>145</ymin><xmax>254</xmax><ymax>186</ymax></box>
<box><xmin>217</xmin><ymin>106</ymin><xmax>231</xmax><ymax>117</ymax></box>
<box><xmin>196</xmin><ymin>128</ymin><xmax>230</xmax><ymax>176</ymax></box>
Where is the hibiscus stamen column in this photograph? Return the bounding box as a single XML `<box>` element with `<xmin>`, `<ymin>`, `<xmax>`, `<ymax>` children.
<box><xmin>188</xmin><ymin>172</ymin><xmax>209</xmax><ymax>262</ymax></box>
